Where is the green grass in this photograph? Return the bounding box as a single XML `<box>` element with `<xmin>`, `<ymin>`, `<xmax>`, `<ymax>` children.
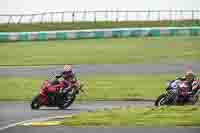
<box><xmin>0</xmin><ymin>37</ymin><xmax>200</xmax><ymax>66</ymax></box>
<box><xmin>61</xmin><ymin>106</ymin><xmax>200</xmax><ymax>127</ymax></box>
<box><xmin>0</xmin><ymin>20</ymin><xmax>199</xmax><ymax>32</ymax></box>
<box><xmin>0</xmin><ymin>74</ymin><xmax>198</xmax><ymax>101</ymax></box>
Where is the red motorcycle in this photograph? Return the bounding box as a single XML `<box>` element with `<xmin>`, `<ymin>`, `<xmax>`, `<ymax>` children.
<box><xmin>31</xmin><ymin>79</ymin><xmax>84</xmax><ymax>110</ymax></box>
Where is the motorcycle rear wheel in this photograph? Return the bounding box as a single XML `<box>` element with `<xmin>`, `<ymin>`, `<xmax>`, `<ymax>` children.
<box><xmin>31</xmin><ymin>95</ymin><xmax>41</xmax><ymax>110</ymax></box>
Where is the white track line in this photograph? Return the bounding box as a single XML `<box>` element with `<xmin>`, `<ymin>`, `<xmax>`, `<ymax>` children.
<box><xmin>0</xmin><ymin>120</ymin><xmax>32</xmax><ymax>131</ymax></box>
<box><xmin>0</xmin><ymin>101</ymin><xmax>154</xmax><ymax>131</ymax></box>
<box><xmin>0</xmin><ymin>115</ymin><xmax>73</xmax><ymax>131</ymax></box>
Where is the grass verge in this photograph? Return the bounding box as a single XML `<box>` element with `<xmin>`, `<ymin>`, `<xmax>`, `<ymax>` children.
<box><xmin>0</xmin><ymin>74</ymin><xmax>198</xmax><ymax>101</ymax></box>
<box><xmin>0</xmin><ymin>37</ymin><xmax>200</xmax><ymax>66</ymax></box>
<box><xmin>0</xmin><ymin>20</ymin><xmax>199</xmax><ymax>32</ymax></box>
<box><xmin>61</xmin><ymin>106</ymin><xmax>200</xmax><ymax>127</ymax></box>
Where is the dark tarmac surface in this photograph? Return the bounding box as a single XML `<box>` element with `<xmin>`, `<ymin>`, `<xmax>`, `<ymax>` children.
<box><xmin>0</xmin><ymin>101</ymin><xmax>153</xmax><ymax>132</ymax></box>
<box><xmin>0</xmin><ymin>101</ymin><xmax>199</xmax><ymax>133</ymax></box>
<box><xmin>2</xmin><ymin>126</ymin><xmax>200</xmax><ymax>133</ymax></box>
<box><xmin>0</xmin><ymin>63</ymin><xmax>200</xmax><ymax>77</ymax></box>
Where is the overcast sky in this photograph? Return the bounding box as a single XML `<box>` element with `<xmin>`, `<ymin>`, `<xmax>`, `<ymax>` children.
<box><xmin>0</xmin><ymin>0</ymin><xmax>199</xmax><ymax>14</ymax></box>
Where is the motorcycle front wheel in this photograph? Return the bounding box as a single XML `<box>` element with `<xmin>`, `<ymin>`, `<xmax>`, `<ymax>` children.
<box><xmin>58</xmin><ymin>93</ymin><xmax>76</xmax><ymax>110</ymax></box>
<box><xmin>155</xmin><ymin>94</ymin><xmax>168</xmax><ymax>107</ymax></box>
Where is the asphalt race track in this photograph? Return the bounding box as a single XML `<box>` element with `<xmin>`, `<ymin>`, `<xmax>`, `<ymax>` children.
<box><xmin>2</xmin><ymin>126</ymin><xmax>200</xmax><ymax>133</ymax></box>
<box><xmin>0</xmin><ymin>64</ymin><xmax>200</xmax><ymax>132</ymax></box>
<box><xmin>1</xmin><ymin>101</ymin><xmax>199</xmax><ymax>133</ymax></box>
<box><xmin>0</xmin><ymin>101</ymin><xmax>153</xmax><ymax>132</ymax></box>
<box><xmin>0</xmin><ymin>63</ymin><xmax>200</xmax><ymax>77</ymax></box>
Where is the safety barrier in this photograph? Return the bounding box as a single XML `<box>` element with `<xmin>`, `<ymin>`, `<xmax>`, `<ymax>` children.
<box><xmin>0</xmin><ymin>27</ymin><xmax>200</xmax><ymax>42</ymax></box>
<box><xmin>1</xmin><ymin>10</ymin><xmax>199</xmax><ymax>24</ymax></box>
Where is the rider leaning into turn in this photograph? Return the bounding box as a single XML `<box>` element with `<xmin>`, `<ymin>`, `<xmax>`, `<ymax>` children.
<box><xmin>49</xmin><ymin>64</ymin><xmax>81</xmax><ymax>94</ymax></box>
<box><xmin>176</xmin><ymin>71</ymin><xmax>200</xmax><ymax>97</ymax></box>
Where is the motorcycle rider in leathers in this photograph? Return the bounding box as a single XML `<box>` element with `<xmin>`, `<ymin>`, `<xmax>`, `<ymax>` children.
<box><xmin>175</xmin><ymin>71</ymin><xmax>200</xmax><ymax>103</ymax></box>
<box><xmin>46</xmin><ymin>64</ymin><xmax>81</xmax><ymax>94</ymax></box>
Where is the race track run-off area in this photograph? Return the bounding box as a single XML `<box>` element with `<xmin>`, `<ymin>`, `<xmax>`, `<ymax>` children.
<box><xmin>0</xmin><ymin>101</ymin><xmax>153</xmax><ymax>131</ymax></box>
<box><xmin>0</xmin><ymin>37</ymin><xmax>200</xmax><ymax>132</ymax></box>
<box><xmin>0</xmin><ymin>64</ymin><xmax>200</xmax><ymax>133</ymax></box>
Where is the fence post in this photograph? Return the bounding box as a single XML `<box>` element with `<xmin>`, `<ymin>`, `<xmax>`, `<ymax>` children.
<box><xmin>82</xmin><ymin>10</ymin><xmax>87</xmax><ymax>21</ymax></box>
<box><xmin>135</xmin><ymin>11</ymin><xmax>138</xmax><ymax>21</ymax></box>
<box><xmin>51</xmin><ymin>13</ymin><xmax>54</xmax><ymax>23</ymax></box>
<box><xmin>116</xmin><ymin>10</ymin><xmax>119</xmax><ymax>22</ymax></box>
<box><xmin>158</xmin><ymin>10</ymin><xmax>160</xmax><ymax>21</ymax></box>
<box><xmin>174</xmin><ymin>10</ymin><xmax>177</xmax><ymax>21</ymax></box>
<box><xmin>72</xmin><ymin>11</ymin><xmax>75</xmax><ymax>23</ymax></box>
<box><xmin>94</xmin><ymin>11</ymin><xmax>96</xmax><ymax>23</ymax></box>
<box><xmin>105</xmin><ymin>10</ymin><xmax>108</xmax><ymax>22</ymax></box>
<box><xmin>8</xmin><ymin>16</ymin><xmax>12</xmax><ymax>24</ymax></box>
<box><xmin>29</xmin><ymin>15</ymin><xmax>35</xmax><ymax>24</ymax></box>
<box><xmin>126</xmin><ymin>11</ymin><xmax>129</xmax><ymax>21</ymax></box>
<box><xmin>40</xmin><ymin>13</ymin><xmax>45</xmax><ymax>23</ymax></box>
<box><xmin>169</xmin><ymin>9</ymin><xmax>172</xmax><ymax>21</ymax></box>
<box><xmin>192</xmin><ymin>10</ymin><xmax>196</xmax><ymax>26</ymax></box>
<box><xmin>17</xmin><ymin>15</ymin><xmax>23</xmax><ymax>24</ymax></box>
<box><xmin>147</xmin><ymin>10</ymin><xmax>150</xmax><ymax>21</ymax></box>
<box><xmin>61</xmin><ymin>12</ymin><xmax>64</xmax><ymax>23</ymax></box>
<box><xmin>192</xmin><ymin>10</ymin><xmax>194</xmax><ymax>21</ymax></box>
<box><xmin>180</xmin><ymin>10</ymin><xmax>184</xmax><ymax>20</ymax></box>
<box><xmin>198</xmin><ymin>10</ymin><xmax>200</xmax><ymax>25</ymax></box>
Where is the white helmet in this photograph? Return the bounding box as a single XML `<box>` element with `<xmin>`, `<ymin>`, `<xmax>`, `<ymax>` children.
<box><xmin>63</xmin><ymin>64</ymin><xmax>72</xmax><ymax>72</ymax></box>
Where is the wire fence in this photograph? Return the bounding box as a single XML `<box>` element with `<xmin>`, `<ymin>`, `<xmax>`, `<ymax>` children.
<box><xmin>0</xmin><ymin>10</ymin><xmax>200</xmax><ymax>24</ymax></box>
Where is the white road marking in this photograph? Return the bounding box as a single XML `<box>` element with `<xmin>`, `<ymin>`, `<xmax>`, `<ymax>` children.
<box><xmin>0</xmin><ymin>115</ymin><xmax>74</xmax><ymax>131</ymax></box>
<box><xmin>0</xmin><ymin>101</ymin><xmax>154</xmax><ymax>131</ymax></box>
